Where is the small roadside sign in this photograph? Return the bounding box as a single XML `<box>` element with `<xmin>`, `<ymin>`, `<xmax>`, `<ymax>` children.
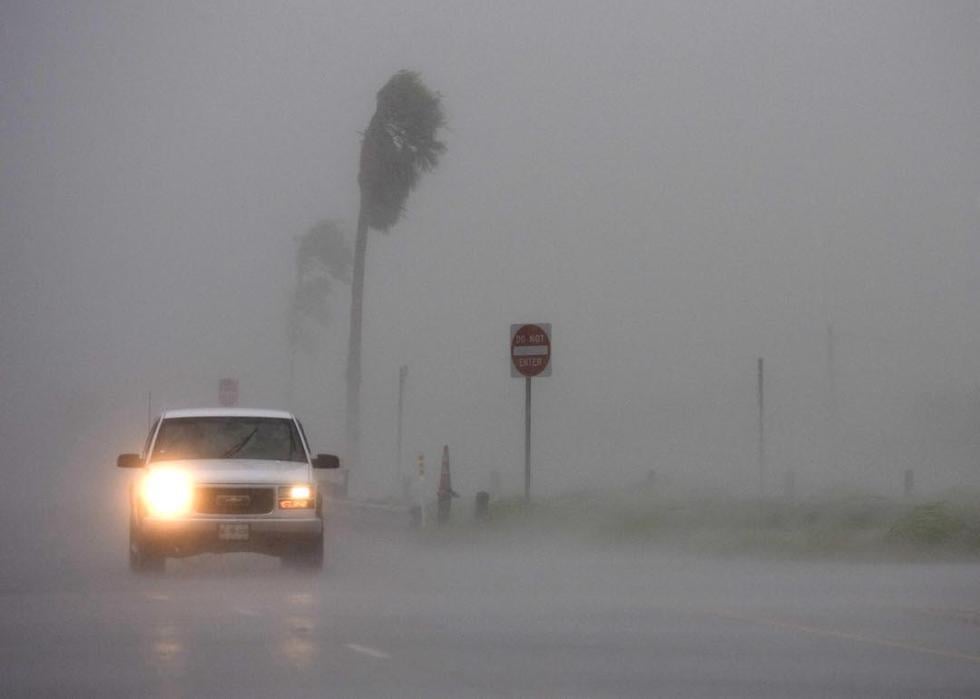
<box><xmin>510</xmin><ymin>323</ymin><xmax>552</xmax><ymax>378</ymax></box>
<box><xmin>218</xmin><ymin>378</ymin><xmax>239</xmax><ymax>407</ymax></box>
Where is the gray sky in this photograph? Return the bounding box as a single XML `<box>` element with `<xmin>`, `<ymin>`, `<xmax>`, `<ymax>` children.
<box><xmin>2</xmin><ymin>1</ymin><xmax>979</xmax><ymax>499</ymax></box>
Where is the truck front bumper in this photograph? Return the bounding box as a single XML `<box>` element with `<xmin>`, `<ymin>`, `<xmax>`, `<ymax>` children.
<box><xmin>139</xmin><ymin>517</ymin><xmax>323</xmax><ymax>557</ymax></box>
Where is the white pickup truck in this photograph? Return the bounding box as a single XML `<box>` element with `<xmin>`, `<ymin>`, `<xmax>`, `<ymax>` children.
<box><xmin>117</xmin><ymin>408</ymin><xmax>340</xmax><ymax>572</ymax></box>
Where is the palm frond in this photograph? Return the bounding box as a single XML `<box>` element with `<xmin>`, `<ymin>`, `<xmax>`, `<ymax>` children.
<box><xmin>359</xmin><ymin>70</ymin><xmax>447</xmax><ymax>231</ymax></box>
<box><xmin>297</xmin><ymin>219</ymin><xmax>353</xmax><ymax>284</ymax></box>
<box><xmin>289</xmin><ymin>219</ymin><xmax>352</xmax><ymax>349</ymax></box>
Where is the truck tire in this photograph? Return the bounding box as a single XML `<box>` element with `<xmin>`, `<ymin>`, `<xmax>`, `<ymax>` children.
<box><xmin>129</xmin><ymin>516</ymin><xmax>165</xmax><ymax>573</ymax></box>
<box><xmin>281</xmin><ymin>533</ymin><xmax>324</xmax><ymax>571</ymax></box>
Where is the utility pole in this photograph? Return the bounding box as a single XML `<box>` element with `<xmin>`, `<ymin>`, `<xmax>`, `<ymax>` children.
<box><xmin>757</xmin><ymin>357</ymin><xmax>765</xmax><ymax>497</ymax></box>
<box><xmin>826</xmin><ymin>322</ymin><xmax>842</xmax><ymax>479</ymax></box>
<box><xmin>417</xmin><ymin>453</ymin><xmax>426</xmax><ymax>529</ymax></box>
<box><xmin>287</xmin><ymin>348</ymin><xmax>295</xmax><ymax>407</ymax></box>
<box><xmin>396</xmin><ymin>365</ymin><xmax>407</xmax><ymax>487</ymax></box>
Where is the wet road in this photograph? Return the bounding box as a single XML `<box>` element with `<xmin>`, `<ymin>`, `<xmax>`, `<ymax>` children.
<box><xmin>2</xmin><ymin>514</ymin><xmax>980</xmax><ymax>697</ymax></box>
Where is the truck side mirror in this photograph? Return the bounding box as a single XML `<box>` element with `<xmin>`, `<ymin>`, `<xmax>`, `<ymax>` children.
<box><xmin>313</xmin><ymin>453</ymin><xmax>340</xmax><ymax>470</ymax></box>
<box><xmin>117</xmin><ymin>453</ymin><xmax>143</xmax><ymax>469</ymax></box>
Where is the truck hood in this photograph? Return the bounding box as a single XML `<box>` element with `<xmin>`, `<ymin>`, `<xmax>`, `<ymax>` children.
<box><xmin>148</xmin><ymin>459</ymin><xmax>311</xmax><ymax>485</ymax></box>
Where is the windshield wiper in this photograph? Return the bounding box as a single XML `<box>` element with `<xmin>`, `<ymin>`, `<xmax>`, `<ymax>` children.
<box><xmin>221</xmin><ymin>427</ymin><xmax>259</xmax><ymax>458</ymax></box>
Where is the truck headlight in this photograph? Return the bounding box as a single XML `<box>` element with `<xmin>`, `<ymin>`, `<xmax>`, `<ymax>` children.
<box><xmin>279</xmin><ymin>484</ymin><xmax>314</xmax><ymax>509</ymax></box>
<box><xmin>141</xmin><ymin>470</ymin><xmax>193</xmax><ymax>517</ymax></box>
<box><xmin>289</xmin><ymin>485</ymin><xmax>311</xmax><ymax>499</ymax></box>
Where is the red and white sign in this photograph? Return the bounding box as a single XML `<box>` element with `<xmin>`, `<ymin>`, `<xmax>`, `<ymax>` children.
<box><xmin>511</xmin><ymin>323</ymin><xmax>552</xmax><ymax>378</ymax></box>
<box><xmin>218</xmin><ymin>378</ymin><xmax>239</xmax><ymax>407</ymax></box>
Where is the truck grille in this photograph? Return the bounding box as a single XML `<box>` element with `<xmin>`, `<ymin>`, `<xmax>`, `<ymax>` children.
<box><xmin>193</xmin><ymin>486</ymin><xmax>274</xmax><ymax>515</ymax></box>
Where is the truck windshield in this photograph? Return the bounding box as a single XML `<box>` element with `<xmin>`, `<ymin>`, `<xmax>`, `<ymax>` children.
<box><xmin>150</xmin><ymin>417</ymin><xmax>307</xmax><ymax>463</ymax></box>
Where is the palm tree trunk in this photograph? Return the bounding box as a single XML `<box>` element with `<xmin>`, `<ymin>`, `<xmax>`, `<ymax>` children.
<box><xmin>345</xmin><ymin>198</ymin><xmax>369</xmax><ymax>474</ymax></box>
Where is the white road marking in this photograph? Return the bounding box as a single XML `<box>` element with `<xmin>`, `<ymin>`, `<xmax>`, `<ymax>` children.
<box><xmin>233</xmin><ymin>607</ymin><xmax>260</xmax><ymax>616</ymax></box>
<box><xmin>146</xmin><ymin>593</ymin><xmax>170</xmax><ymax>601</ymax></box>
<box><xmin>711</xmin><ymin>610</ymin><xmax>980</xmax><ymax>665</ymax></box>
<box><xmin>345</xmin><ymin>643</ymin><xmax>390</xmax><ymax>659</ymax></box>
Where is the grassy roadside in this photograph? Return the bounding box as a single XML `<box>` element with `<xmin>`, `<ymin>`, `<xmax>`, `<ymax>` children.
<box><xmin>466</xmin><ymin>486</ymin><xmax>980</xmax><ymax>558</ymax></box>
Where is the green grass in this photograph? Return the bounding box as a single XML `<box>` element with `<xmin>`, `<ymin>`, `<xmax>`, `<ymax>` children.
<box><xmin>480</xmin><ymin>487</ymin><xmax>980</xmax><ymax>558</ymax></box>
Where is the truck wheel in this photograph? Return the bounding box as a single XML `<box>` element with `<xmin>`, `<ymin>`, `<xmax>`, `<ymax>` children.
<box><xmin>281</xmin><ymin>534</ymin><xmax>324</xmax><ymax>572</ymax></box>
<box><xmin>129</xmin><ymin>518</ymin><xmax>165</xmax><ymax>573</ymax></box>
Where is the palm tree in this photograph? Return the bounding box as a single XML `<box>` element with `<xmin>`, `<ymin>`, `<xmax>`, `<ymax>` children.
<box><xmin>288</xmin><ymin>219</ymin><xmax>351</xmax><ymax>402</ymax></box>
<box><xmin>346</xmin><ymin>70</ymin><xmax>447</xmax><ymax>471</ymax></box>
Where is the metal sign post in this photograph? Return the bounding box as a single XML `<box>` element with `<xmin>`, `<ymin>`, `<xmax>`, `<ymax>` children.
<box><xmin>511</xmin><ymin>323</ymin><xmax>552</xmax><ymax>502</ymax></box>
<box><xmin>524</xmin><ymin>376</ymin><xmax>532</xmax><ymax>500</ymax></box>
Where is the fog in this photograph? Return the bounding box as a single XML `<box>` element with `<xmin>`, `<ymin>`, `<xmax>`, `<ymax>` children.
<box><xmin>1</xmin><ymin>3</ymin><xmax>979</xmax><ymax>694</ymax></box>
<box><xmin>3</xmin><ymin>1</ymin><xmax>980</xmax><ymax>503</ymax></box>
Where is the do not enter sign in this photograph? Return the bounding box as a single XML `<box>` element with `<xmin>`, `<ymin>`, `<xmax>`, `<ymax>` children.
<box><xmin>511</xmin><ymin>323</ymin><xmax>552</xmax><ymax>377</ymax></box>
<box><xmin>511</xmin><ymin>323</ymin><xmax>551</xmax><ymax>501</ymax></box>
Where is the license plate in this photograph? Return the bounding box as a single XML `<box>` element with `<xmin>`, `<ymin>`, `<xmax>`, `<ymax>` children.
<box><xmin>218</xmin><ymin>523</ymin><xmax>249</xmax><ymax>541</ymax></box>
